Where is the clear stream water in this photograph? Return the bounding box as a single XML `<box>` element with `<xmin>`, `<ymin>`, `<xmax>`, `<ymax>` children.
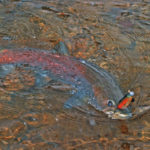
<box><xmin>0</xmin><ymin>0</ymin><xmax>150</xmax><ymax>149</ymax></box>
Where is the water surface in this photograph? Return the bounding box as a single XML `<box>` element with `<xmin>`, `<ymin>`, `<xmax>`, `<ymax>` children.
<box><xmin>0</xmin><ymin>0</ymin><xmax>150</xmax><ymax>149</ymax></box>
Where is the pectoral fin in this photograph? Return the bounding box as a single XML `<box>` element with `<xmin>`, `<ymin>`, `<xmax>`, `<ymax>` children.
<box><xmin>64</xmin><ymin>91</ymin><xmax>102</xmax><ymax>112</ymax></box>
<box><xmin>51</xmin><ymin>41</ymin><xmax>69</xmax><ymax>56</ymax></box>
<box><xmin>64</xmin><ymin>93</ymin><xmax>88</xmax><ymax>109</ymax></box>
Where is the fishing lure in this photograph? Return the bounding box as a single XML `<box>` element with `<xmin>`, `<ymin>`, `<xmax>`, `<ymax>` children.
<box><xmin>117</xmin><ymin>90</ymin><xmax>135</xmax><ymax>109</ymax></box>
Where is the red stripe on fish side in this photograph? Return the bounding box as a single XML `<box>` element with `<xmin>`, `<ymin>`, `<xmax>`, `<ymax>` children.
<box><xmin>0</xmin><ymin>50</ymin><xmax>85</xmax><ymax>79</ymax></box>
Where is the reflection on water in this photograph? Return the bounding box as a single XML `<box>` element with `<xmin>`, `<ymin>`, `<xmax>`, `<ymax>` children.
<box><xmin>0</xmin><ymin>0</ymin><xmax>150</xmax><ymax>149</ymax></box>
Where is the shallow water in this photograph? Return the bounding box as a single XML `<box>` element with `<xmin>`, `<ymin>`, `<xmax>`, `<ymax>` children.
<box><xmin>0</xmin><ymin>0</ymin><xmax>150</xmax><ymax>149</ymax></box>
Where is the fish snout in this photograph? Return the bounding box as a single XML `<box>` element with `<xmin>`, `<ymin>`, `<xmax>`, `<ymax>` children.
<box><xmin>104</xmin><ymin>109</ymin><xmax>132</xmax><ymax>120</ymax></box>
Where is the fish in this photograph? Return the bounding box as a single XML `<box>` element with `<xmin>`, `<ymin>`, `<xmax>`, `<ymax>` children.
<box><xmin>0</xmin><ymin>44</ymin><xmax>149</xmax><ymax>120</ymax></box>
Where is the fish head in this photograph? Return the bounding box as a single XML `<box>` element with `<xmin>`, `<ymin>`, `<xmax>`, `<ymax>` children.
<box><xmin>102</xmin><ymin>99</ymin><xmax>133</xmax><ymax>120</ymax></box>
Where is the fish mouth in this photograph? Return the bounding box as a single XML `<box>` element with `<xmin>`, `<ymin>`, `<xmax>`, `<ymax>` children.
<box><xmin>109</xmin><ymin>111</ymin><xmax>132</xmax><ymax>120</ymax></box>
<box><xmin>104</xmin><ymin>105</ymin><xmax>150</xmax><ymax>120</ymax></box>
<box><xmin>103</xmin><ymin>108</ymin><xmax>132</xmax><ymax>120</ymax></box>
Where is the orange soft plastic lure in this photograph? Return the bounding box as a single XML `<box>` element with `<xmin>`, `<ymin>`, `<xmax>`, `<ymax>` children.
<box><xmin>117</xmin><ymin>91</ymin><xmax>134</xmax><ymax>109</ymax></box>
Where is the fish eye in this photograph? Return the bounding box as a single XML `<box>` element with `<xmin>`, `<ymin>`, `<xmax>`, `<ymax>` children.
<box><xmin>107</xmin><ymin>100</ymin><xmax>116</xmax><ymax>107</ymax></box>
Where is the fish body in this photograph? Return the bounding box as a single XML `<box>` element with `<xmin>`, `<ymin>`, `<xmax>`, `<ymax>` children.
<box><xmin>0</xmin><ymin>49</ymin><xmax>135</xmax><ymax>119</ymax></box>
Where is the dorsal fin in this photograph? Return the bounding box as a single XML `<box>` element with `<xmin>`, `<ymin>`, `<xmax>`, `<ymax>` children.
<box><xmin>52</xmin><ymin>41</ymin><xmax>70</xmax><ymax>56</ymax></box>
